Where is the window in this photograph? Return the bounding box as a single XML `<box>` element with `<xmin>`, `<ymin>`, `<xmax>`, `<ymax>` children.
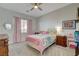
<box><xmin>21</xmin><ymin>19</ymin><xmax>27</xmax><ymax>33</ymax></box>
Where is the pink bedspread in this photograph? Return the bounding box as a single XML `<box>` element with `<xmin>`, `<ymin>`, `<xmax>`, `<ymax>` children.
<box><xmin>26</xmin><ymin>36</ymin><xmax>45</xmax><ymax>53</ymax></box>
<box><xmin>26</xmin><ymin>34</ymin><xmax>55</xmax><ymax>54</ymax></box>
<box><xmin>26</xmin><ymin>36</ymin><xmax>42</xmax><ymax>45</ymax></box>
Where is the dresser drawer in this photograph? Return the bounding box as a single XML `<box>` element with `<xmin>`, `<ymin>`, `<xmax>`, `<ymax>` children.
<box><xmin>0</xmin><ymin>47</ymin><xmax>8</xmax><ymax>56</ymax></box>
<box><xmin>0</xmin><ymin>40</ymin><xmax>5</xmax><ymax>46</ymax></box>
<box><xmin>0</xmin><ymin>34</ymin><xmax>8</xmax><ymax>56</ymax></box>
<box><xmin>0</xmin><ymin>39</ymin><xmax>8</xmax><ymax>46</ymax></box>
<box><xmin>56</xmin><ymin>36</ymin><xmax>67</xmax><ymax>47</ymax></box>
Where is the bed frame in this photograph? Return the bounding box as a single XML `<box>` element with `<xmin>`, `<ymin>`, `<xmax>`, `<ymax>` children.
<box><xmin>26</xmin><ymin>41</ymin><xmax>55</xmax><ymax>55</ymax></box>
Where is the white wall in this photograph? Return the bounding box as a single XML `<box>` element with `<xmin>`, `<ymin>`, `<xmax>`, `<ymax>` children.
<box><xmin>0</xmin><ymin>7</ymin><xmax>37</xmax><ymax>44</ymax></box>
<box><xmin>37</xmin><ymin>3</ymin><xmax>79</xmax><ymax>39</ymax></box>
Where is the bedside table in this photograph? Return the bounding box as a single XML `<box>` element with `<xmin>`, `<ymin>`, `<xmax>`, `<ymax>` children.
<box><xmin>56</xmin><ymin>36</ymin><xmax>67</xmax><ymax>47</ymax></box>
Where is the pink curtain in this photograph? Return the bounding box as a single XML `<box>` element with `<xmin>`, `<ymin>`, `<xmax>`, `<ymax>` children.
<box><xmin>27</xmin><ymin>20</ymin><xmax>32</xmax><ymax>35</ymax></box>
<box><xmin>13</xmin><ymin>16</ymin><xmax>21</xmax><ymax>43</ymax></box>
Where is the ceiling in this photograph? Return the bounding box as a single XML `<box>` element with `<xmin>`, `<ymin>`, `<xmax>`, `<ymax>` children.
<box><xmin>0</xmin><ymin>3</ymin><xmax>70</xmax><ymax>18</ymax></box>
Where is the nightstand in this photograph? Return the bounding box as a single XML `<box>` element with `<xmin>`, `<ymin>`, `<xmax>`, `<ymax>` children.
<box><xmin>56</xmin><ymin>36</ymin><xmax>67</xmax><ymax>47</ymax></box>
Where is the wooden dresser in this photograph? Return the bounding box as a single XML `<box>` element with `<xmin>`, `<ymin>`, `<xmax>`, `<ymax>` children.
<box><xmin>56</xmin><ymin>36</ymin><xmax>67</xmax><ymax>47</ymax></box>
<box><xmin>0</xmin><ymin>34</ymin><xmax>8</xmax><ymax>56</ymax></box>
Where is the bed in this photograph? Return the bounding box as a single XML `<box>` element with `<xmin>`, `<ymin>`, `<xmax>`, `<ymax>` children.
<box><xmin>26</xmin><ymin>33</ymin><xmax>56</xmax><ymax>55</ymax></box>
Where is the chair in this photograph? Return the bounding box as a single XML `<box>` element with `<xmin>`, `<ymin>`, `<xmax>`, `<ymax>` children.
<box><xmin>74</xmin><ymin>31</ymin><xmax>79</xmax><ymax>56</ymax></box>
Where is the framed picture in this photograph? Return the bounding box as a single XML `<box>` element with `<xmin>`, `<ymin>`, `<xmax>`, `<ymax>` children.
<box><xmin>62</xmin><ymin>20</ymin><xmax>76</xmax><ymax>29</ymax></box>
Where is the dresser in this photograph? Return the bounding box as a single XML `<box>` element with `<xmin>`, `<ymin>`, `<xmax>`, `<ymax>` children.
<box><xmin>0</xmin><ymin>34</ymin><xmax>8</xmax><ymax>56</ymax></box>
<box><xmin>56</xmin><ymin>36</ymin><xmax>67</xmax><ymax>47</ymax></box>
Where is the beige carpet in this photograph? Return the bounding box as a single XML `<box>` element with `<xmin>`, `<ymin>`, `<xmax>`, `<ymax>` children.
<box><xmin>9</xmin><ymin>42</ymin><xmax>75</xmax><ymax>56</ymax></box>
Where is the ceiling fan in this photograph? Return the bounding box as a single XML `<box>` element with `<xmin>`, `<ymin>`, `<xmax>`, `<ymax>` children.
<box><xmin>26</xmin><ymin>3</ymin><xmax>42</xmax><ymax>12</ymax></box>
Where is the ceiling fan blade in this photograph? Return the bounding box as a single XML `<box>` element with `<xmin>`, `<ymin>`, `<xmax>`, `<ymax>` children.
<box><xmin>30</xmin><ymin>7</ymin><xmax>34</xmax><ymax>11</ymax></box>
<box><xmin>38</xmin><ymin>7</ymin><xmax>42</xmax><ymax>11</ymax></box>
<box><xmin>38</xmin><ymin>3</ymin><xmax>42</xmax><ymax>5</ymax></box>
<box><xmin>26</xmin><ymin>7</ymin><xmax>34</xmax><ymax>12</ymax></box>
<box><xmin>31</xmin><ymin>3</ymin><xmax>42</xmax><ymax>6</ymax></box>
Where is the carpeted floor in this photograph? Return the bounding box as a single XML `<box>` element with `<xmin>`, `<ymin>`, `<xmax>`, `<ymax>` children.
<box><xmin>9</xmin><ymin>42</ymin><xmax>75</xmax><ymax>56</ymax></box>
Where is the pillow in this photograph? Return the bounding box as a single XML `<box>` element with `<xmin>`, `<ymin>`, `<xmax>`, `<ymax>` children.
<box><xmin>49</xmin><ymin>32</ymin><xmax>56</xmax><ymax>38</ymax></box>
<box><xmin>40</xmin><ymin>31</ymin><xmax>49</xmax><ymax>34</ymax></box>
<box><xmin>34</xmin><ymin>32</ymin><xmax>40</xmax><ymax>34</ymax></box>
<box><xmin>48</xmin><ymin>28</ymin><xmax>57</xmax><ymax>35</ymax></box>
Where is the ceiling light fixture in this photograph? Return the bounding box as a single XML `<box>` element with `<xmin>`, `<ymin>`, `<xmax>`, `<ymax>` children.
<box><xmin>26</xmin><ymin>3</ymin><xmax>42</xmax><ymax>12</ymax></box>
<box><xmin>34</xmin><ymin>5</ymin><xmax>38</xmax><ymax>9</ymax></box>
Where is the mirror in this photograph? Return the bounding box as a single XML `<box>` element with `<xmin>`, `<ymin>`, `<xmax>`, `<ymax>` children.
<box><xmin>4</xmin><ymin>24</ymin><xmax>12</xmax><ymax>30</ymax></box>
